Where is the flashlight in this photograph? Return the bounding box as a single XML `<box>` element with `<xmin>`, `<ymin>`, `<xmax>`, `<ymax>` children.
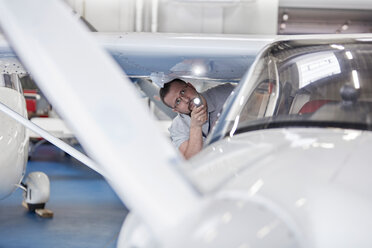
<box><xmin>192</xmin><ymin>97</ymin><xmax>202</xmax><ymax>107</ymax></box>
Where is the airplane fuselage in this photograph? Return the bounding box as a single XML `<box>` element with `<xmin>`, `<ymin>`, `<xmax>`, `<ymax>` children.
<box><xmin>0</xmin><ymin>84</ymin><xmax>28</xmax><ymax>199</ymax></box>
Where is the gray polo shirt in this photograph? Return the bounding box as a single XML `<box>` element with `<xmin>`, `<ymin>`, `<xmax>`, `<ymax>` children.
<box><xmin>168</xmin><ymin>83</ymin><xmax>235</xmax><ymax>149</ymax></box>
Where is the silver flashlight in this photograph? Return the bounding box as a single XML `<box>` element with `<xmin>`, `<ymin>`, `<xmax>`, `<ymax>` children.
<box><xmin>192</xmin><ymin>97</ymin><xmax>202</xmax><ymax>107</ymax></box>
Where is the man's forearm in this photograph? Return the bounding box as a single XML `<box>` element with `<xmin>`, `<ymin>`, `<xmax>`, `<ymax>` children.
<box><xmin>181</xmin><ymin>126</ymin><xmax>203</xmax><ymax>159</ymax></box>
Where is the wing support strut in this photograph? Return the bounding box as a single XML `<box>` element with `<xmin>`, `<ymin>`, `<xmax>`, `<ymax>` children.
<box><xmin>0</xmin><ymin>0</ymin><xmax>201</xmax><ymax>238</ymax></box>
<box><xmin>0</xmin><ymin>101</ymin><xmax>105</xmax><ymax>176</ymax></box>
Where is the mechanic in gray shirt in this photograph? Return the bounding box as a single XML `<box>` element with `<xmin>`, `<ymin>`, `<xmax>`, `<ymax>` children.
<box><xmin>159</xmin><ymin>78</ymin><xmax>234</xmax><ymax>159</ymax></box>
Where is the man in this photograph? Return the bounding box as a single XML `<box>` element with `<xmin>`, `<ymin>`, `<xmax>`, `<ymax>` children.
<box><xmin>159</xmin><ymin>79</ymin><xmax>234</xmax><ymax>159</ymax></box>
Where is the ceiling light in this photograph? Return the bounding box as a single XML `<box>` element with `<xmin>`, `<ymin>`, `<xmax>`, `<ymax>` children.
<box><xmin>282</xmin><ymin>13</ymin><xmax>289</xmax><ymax>21</ymax></box>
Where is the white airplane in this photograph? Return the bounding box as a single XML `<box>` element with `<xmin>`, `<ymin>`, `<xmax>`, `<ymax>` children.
<box><xmin>0</xmin><ymin>55</ymin><xmax>99</xmax><ymax>210</ymax></box>
<box><xmin>0</xmin><ymin>2</ymin><xmax>271</xmax><ymax>209</ymax></box>
<box><xmin>0</xmin><ymin>53</ymin><xmax>54</xmax><ymax>212</ymax></box>
<box><xmin>2</xmin><ymin>0</ymin><xmax>372</xmax><ymax>248</ymax></box>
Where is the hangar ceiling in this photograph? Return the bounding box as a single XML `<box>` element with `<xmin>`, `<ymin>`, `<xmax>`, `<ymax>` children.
<box><xmin>65</xmin><ymin>0</ymin><xmax>372</xmax><ymax>35</ymax></box>
<box><xmin>65</xmin><ymin>0</ymin><xmax>279</xmax><ymax>34</ymax></box>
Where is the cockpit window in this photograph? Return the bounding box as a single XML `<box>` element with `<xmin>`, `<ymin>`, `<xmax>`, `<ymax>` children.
<box><xmin>0</xmin><ymin>73</ymin><xmax>22</xmax><ymax>93</ymax></box>
<box><xmin>208</xmin><ymin>40</ymin><xmax>372</xmax><ymax>143</ymax></box>
<box><xmin>241</xmin><ymin>80</ymin><xmax>277</xmax><ymax>121</ymax></box>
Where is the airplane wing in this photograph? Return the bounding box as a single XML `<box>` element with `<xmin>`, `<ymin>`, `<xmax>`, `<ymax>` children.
<box><xmin>95</xmin><ymin>32</ymin><xmax>274</xmax><ymax>85</ymax></box>
<box><xmin>1</xmin><ymin>28</ymin><xmax>273</xmax><ymax>121</ymax></box>
<box><xmin>1</xmin><ymin>29</ymin><xmax>273</xmax><ymax>119</ymax></box>
<box><xmin>1</xmin><ymin>31</ymin><xmax>273</xmax><ymax>86</ymax></box>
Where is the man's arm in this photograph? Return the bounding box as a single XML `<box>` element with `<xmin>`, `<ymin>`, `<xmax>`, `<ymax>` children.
<box><xmin>179</xmin><ymin>105</ymin><xmax>207</xmax><ymax>159</ymax></box>
<box><xmin>179</xmin><ymin>125</ymin><xmax>203</xmax><ymax>159</ymax></box>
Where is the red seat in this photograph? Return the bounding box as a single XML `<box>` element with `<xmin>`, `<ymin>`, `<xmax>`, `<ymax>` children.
<box><xmin>299</xmin><ymin>100</ymin><xmax>330</xmax><ymax>114</ymax></box>
<box><xmin>25</xmin><ymin>99</ymin><xmax>37</xmax><ymax>112</ymax></box>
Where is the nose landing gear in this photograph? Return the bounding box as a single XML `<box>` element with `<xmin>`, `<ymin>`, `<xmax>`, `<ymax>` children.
<box><xmin>19</xmin><ymin>171</ymin><xmax>53</xmax><ymax>218</ymax></box>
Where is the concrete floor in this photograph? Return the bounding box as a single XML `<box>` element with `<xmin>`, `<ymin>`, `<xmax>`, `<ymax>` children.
<box><xmin>0</xmin><ymin>144</ymin><xmax>128</xmax><ymax>248</ymax></box>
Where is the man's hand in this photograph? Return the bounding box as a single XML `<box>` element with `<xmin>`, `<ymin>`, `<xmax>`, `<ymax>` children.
<box><xmin>179</xmin><ymin>104</ymin><xmax>207</xmax><ymax>160</ymax></box>
<box><xmin>190</xmin><ymin>104</ymin><xmax>207</xmax><ymax>128</ymax></box>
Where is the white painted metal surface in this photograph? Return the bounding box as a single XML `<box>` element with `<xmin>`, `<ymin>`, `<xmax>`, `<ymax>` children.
<box><xmin>189</xmin><ymin>127</ymin><xmax>372</xmax><ymax>247</ymax></box>
<box><xmin>96</xmin><ymin>32</ymin><xmax>274</xmax><ymax>86</ymax></box>
<box><xmin>0</xmin><ymin>87</ymin><xmax>28</xmax><ymax>199</ymax></box>
<box><xmin>0</xmin><ymin>32</ymin><xmax>274</xmax><ymax>84</ymax></box>
<box><xmin>95</xmin><ymin>32</ymin><xmax>274</xmax><ymax>56</ymax></box>
<box><xmin>28</xmin><ymin>117</ymin><xmax>73</xmax><ymax>139</ymax></box>
<box><xmin>24</xmin><ymin>171</ymin><xmax>50</xmax><ymax>204</ymax></box>
<box><xmin>119</xmin><ymin>127</ymin><xmax>372</xmax><ymax>247</ymax></box>
<box><xmin>0</xmin><ymin>0</ymin><xmax>201</xmax><ymax>238</ymax></box>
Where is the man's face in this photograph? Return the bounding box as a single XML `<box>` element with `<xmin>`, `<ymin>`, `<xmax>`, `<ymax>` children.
<box><xmin>163</xmin><ymin>82</ymin><xmax>198</xmax><ymax>114</ymax></box>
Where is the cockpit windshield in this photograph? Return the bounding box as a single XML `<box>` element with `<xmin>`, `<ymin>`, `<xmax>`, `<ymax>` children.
<box><xmin>208</xmin><ymin>39</ymin><xmax>372</xmax><ymax>143</ymax></box>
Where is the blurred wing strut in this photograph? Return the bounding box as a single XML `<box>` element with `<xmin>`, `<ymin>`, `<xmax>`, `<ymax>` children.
<box><xmin>0</xmin><ymin>101</ymin><xmax>104</xmax><ymax>176</ymax></box>
<box><xmin>0</xmin><ymin>0</ymin><xmax>201</xmax><ymax>237</ymax></box>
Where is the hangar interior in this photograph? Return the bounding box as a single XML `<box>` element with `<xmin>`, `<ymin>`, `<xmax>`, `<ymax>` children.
<box><xmin>1</xmin><ymin>0</ymin><xmax>372</xmax><ymax>247</ymax></box>
<box><xmin>66</xmin><ymin>0</ymin><xmax>372</xmax><ymax>34</ymax></box>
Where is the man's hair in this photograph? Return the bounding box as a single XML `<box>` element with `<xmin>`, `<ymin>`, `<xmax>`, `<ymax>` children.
<box><xmin>159</xmin><ymin>78</ymin><xmax>186</xmax><ymax>107</ymax></box>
